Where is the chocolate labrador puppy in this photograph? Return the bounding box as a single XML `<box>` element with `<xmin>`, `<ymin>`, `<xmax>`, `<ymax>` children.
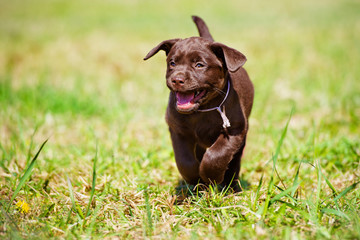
<box><xmin>144</xmin><ymin>16</ymin><xmax>254</xmax><ymax>190</ymax></box>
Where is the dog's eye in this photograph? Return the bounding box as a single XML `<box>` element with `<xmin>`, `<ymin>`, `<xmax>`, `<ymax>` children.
<box><xmin>169</xmin><ymin>61</ymin><xmax>176</xmax><ymax>67</ymax></box>
<box><xmin>195</xmin><ymin>63</ymin><xmax>205</xmax><ymax>68</ymax></box>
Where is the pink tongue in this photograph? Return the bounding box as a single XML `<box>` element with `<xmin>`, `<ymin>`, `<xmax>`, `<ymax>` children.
<box><xmin>176</xmin><ymin>92</ymin><xmax>195</xmax><ymax>108</ymax></box>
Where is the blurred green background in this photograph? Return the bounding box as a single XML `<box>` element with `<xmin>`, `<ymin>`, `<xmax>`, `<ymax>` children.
<box><xmin>1</xmin><ymin>0</ymin><xmax>359</xmax><ymax>170</ymax></box>
<box><xmin>0</xmin><ymin>0</ymin><xmax>359</xmax><ymax>238</ymax></box>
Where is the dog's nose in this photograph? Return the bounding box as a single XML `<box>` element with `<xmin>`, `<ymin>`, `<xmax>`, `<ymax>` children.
<box><xmin>172</xmin><ymin>76</ymin><xmax>185</xmax><ymax>86</ymax></box>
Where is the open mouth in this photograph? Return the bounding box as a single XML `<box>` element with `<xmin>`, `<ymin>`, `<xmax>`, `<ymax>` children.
<box><xmin>175</xmin><ymin>89</ymin><xmax>207</xmax><ymax>112</ymax></box>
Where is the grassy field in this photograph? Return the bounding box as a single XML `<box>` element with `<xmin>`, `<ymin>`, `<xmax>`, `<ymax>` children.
<box><xmin>1</xmin><ymin>0</ymin><xmax>360</xmax><ymax>239</ymax></box>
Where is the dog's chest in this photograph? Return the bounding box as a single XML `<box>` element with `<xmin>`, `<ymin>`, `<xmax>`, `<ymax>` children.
<box><xmin>189</xmin><ymin>112</ymin><xmax>223</xmax><ymax>147</ymax></box>
<box><xmin>166</xmin><ymin>105</ymin><xmax>224</xmax><ymax>147</ymax></box>
<box><xmin>194</xmin><ymin>125</ymin><xmax>221</xmax><ymax>148</ymax></box>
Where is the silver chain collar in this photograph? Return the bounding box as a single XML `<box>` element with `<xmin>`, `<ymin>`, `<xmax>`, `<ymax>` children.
<box><xmin>197</xmin><ymin>80</ymin><xmax>231</xmax><ymax>129</ymax></box>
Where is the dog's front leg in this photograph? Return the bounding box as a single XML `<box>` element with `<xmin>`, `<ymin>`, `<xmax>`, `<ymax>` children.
<box><xmin>169</xmin><ymin>129</ymin><xmax>200</xmax><ymax>184</ymax></box>
<box><xmin>199</xmin><ymin>131</ymin><xmax>246</xmax><ymax>184</ymax></box>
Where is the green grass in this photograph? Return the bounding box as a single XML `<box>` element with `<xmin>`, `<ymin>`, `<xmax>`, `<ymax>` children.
<box><xmin>1</xmin><ymin>0</ymin><xmax>359</xmax><ymax>239</ymax></box>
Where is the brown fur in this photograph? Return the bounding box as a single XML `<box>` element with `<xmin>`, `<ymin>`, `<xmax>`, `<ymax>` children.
<box><xmin>144</xmin><ymin>16</ymin><xmax>254</xmax><ymax>189</ymax></box>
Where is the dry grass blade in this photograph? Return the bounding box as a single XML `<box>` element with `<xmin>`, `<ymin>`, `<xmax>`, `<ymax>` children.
<box><xmin>205</xmin><ymin>205</ymin><xmax>261</xmax><ymax>219</ymax></box>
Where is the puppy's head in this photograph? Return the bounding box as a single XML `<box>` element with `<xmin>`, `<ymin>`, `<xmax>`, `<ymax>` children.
<box><xmin>144</xmin><ymin>37</ymin><xmax>246</xmax><ymax>113</ymax></box>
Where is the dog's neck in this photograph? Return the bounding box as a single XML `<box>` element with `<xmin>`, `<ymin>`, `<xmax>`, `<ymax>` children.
<box><xmin>197</xmin><ymin>80</ymin><xmax>231</xmax><ymax>129</ymax></box>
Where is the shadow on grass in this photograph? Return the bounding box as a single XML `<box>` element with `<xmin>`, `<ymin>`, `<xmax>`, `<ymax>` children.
<box><xmin>174</xmin><ymin>178</ymin><xmax>251</xmax><ymax>204</ymax></box>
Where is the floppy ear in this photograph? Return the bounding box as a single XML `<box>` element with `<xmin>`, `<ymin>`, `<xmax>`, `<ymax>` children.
<box><xmin>210</xmin><ymin>42</ymin><xmax>247</xmax><ymax>72</ymax></box>
<box><xmin>143</xmin><ymin>38</ymin><xmax>180</xmax><ymax>60</ymax></box>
